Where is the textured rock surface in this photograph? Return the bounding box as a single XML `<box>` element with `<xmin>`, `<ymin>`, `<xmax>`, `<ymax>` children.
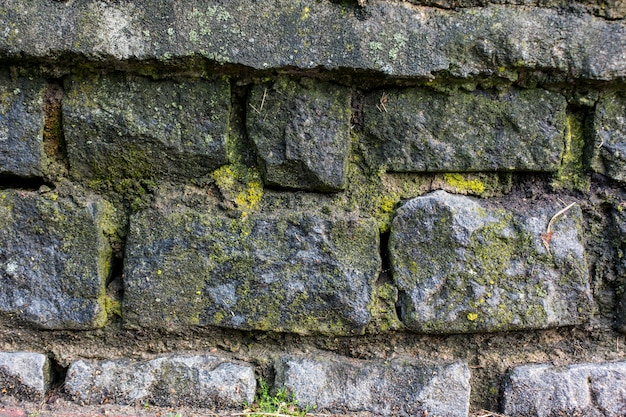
<box><xmin>247</xmin><ymin>78</ymin><xmax>351</xmax><ymax>192</ymax></box>
<box><xmin>0</xmin><ymin>74</ymin><xmax>46</xmax><ymax>177</ymax></box>
<box><xmin>0</xmin><ymin>189</ymin><xmax>116</xmax><ymax>329</ymax></box>
<box><xmin>275</xmin><ymin>354</ymin><xmax>470</xmax><ymax>417</ymax></box>
<box><xmin>123</xmin><ymin>198</ymin><xmax>380</xmax><ymax>335</ymax></box>
<box><xmin>364</xmin><ymin>88</ymin><xmax>566</xmax><ymax>173</ymax></box>
<box><xmin>0</xmin><ymin>352</ymin><xmax>51</xmax><ymax>401</ymax></box>
<box><xmin>0</xmin><ymin>1</ymin><xmax>625</xmax><ymax>80</ymax></box>
<box><xmin>390</xmin><ymin>190</ymin><xmax>591</xmax><ymax>333</ymax></box>
<box><xmin>503</xmin><ymin>361</ymin><xmax>626</xmax><ymax>417</ymax></box>
<box><xmin>64</xmin><ymin>355</ymin><xmax>255</xmax><ymax>408</ymax></box>
<box><xmin>592</xmin><ymin>93</ymin><xmax>626</xmax><ymax>183</ymax></box>
<box><xmin>63</xmin><ymin>73</ymin><xmax>229</xmax><ymax>181</ymax></box>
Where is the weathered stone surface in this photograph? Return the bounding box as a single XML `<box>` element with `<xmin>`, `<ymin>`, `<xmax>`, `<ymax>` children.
<box><xmin>503</xmin><ymin>361</ymin><xmax>626</xmax><ymax>417</ymax></box>
<box><xmin>247</xmin><ymin>78</ymin><xmax>351</xmax><ymax>192</ymax></box>
<box><xmin>0</xmin><ymin>73</ymin><xmax>46</xmax><ymax>177</ymax></box>
<box><xmin>123</xmin><ymin>199</ymin><xmax>380</xmax><ymax>335</ymax></box>
<box><xmin>63</xmin><ymin>73</ymin><xmax>229</xmax><ymax>182</ymax></box>
<box><xmin>0</xmin><ymin>352</ymin><xmax>51</xmax><ymax>401</ymax></box>
<box><xmin>390</xmin><ymin>190</ymin><xmax>591</xmax><ymax>333</ymax></box>
<box><xmin>592</xmin><ymin>93</ymin><xmax>626</xmax><ymax>183</ymax></box>
<box><xmin>0</xmin><ymin>189</ymin><xmax>116</xmax><ymax>329</ymax></box>
<box><xmin>65</xmin><ymin>355</ymin><xmax>255</xmax><ymax>408</ymax></box>
<box><xmin>275</xmin><ymin>354</ymin><xmax>470</xmax><ymax>417</ymax></box>
<box><xmin>364</xmin><ymin>88</ymin><xmax>566</xmax><ymax>173</ymax></box>
<box><xmin>0</xmin><ymin>1</ymin><xmax>625</xmax><ymax>81</ymax></box>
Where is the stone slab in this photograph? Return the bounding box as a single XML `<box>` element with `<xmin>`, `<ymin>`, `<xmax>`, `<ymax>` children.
<box><xmin>0</xmin><ymin>352</ymin><xmax>51</xmax><ymax>401</ymax></box>
<box><xmin>0</xmin><ymin>1</ymin><xmax>624</xmax><ymax>81</ymax></box>
<box><xmin>503</xmin><ymin>361</ymin><xmax>626</xmax><ymax>417</ymax></box>
<box><xmin>275</xmin><ymin>354</ymin><xmax>470</xmax><ymax>417</ymax></box>
<box><xmin>0</xmin><ymin>189</ymin><xmax>115</xmax><ymax>329</ymax></box>
<box><xmin>123</xmin><ymin>199</ymin><xmax>380</xmax><ymax>335</ymax></box>
<box><xmin>390</xmin><ymin>190</ymin><xmax>591</xmax><ymax>333</ymax></box>
<box><xmin>63</xmin><ymin>73</ymin><xmax>229</xmax><ymax>182</ymax></box>
<box><xmin>0</xmin><ymin>73</ymin><xmax>47</xmax><ymax>177</ymax></box>
<box><xmin>364</xmin><ymin>88</ymin><xmax>566</xmax><ymax>173</ymax></box>
<box><xmin>592</xmin><ymin>93</ymin><xmax>626</xmax><ymax>183</ymax></box>
<box><xmin>64</xmin><ymin>355</ymin><xmax>255</xmax><ymax>408</ymax></box>
<box><xmin>247</xmin><ymin>78</ymin><xmax>351</xmax><ymax>192</ymax></box>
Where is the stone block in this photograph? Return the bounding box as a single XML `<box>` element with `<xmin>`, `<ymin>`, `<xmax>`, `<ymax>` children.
<box><xmin>0</xmin><ymin>189</ymin><xmax>116</xmax><ymax>329</ymax></box>
<box><xmin>0</xmin><ymin>73</ymin><xmax>47</xmax><ymax>177</ymax></box>
<box><xmin>592</xmin><ymin>93</ymin><xmax>626</xmax><ymax>183</ymax></box>
<box><xmin>275</xmin><ymin>354</ymin><xmax>470</xmax><ymax>417</ymax></box>
<box><xmin>63</xmin><ymin>73</ymin><xmax>229</xmax><ymax>182</ymax></box>
<box><xmin>503</xmin><ymin>361</ymin><xmax>626</xmax><ymax>417</ymax></box>
<box><xmin>390</xmin><ymin>190</ymin><xmax>591</xmax><ymax>333</ymax></box>
<box><xmin>0</xmin><ymin>352</ymin><xmax>51</xmax><ymax>401</ymax></box>
<box><xmin>247</xmin><ymin>78</ymin><xmax>351</xmax><ymax>192</ymax></box>
<box><xmin>123</xmin><ymin>198</ymin><xmax>380</xmax><ymax>335</ymax></box>
<box><xmin>364</xmin><ymin>88</ymin><xmax>566</xmax><ymax>173</ymax></box>
<box><xmin>64</xmin><ymin>355</ymin><xmax>255</xmax><ymax>408</ymax></box>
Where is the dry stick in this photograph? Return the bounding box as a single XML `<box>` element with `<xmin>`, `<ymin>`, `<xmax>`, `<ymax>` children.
<box><xmin>541</xmin><ymin>202</ymin><xmax>577</xmax><ymax>252</ymax></box>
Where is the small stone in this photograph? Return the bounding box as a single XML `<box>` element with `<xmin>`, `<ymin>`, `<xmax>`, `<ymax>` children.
<box><xmin>64</xmin><ymin>355</ymin><xmax>255</xmax><ymax>408</ymax></box>
<box><xmin>247</xmin><ymin>77</ymin><xmax>351</xmax><ymax>192</ymax></box>
<box><xmin>390</xmin><ymin>190</ymin><xmax>591</xmax><ymax>333</ymax></box>
<box><xmin>592</xmin><ymin>93</ymin><xmax>626</xmax><ymax>183</ymax></box>
<box><xmin>0</xmin><ymin>352</ymin><xmax>51</xmax><ymax>401</ymax></box>
<box><xmin>503</xmin><ymin>361</ymin><xmax>626</xmax><ymax>417</ymax></box>
<box><xmin>275</xmin><ymin>354</ymin><xmax>470</xmax><ymax>417</ymax></box>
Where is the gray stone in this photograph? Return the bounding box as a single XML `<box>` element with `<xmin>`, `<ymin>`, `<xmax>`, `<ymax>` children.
<box><xmin>0</xmin><ymin>352</ymin><xmax>51</xmax><ymax>401</ymax></box>
<box><xmin>503</xmin><ymin>361</ymin><xmax>626</xmax><ymax>417</ymax></box>
<box><xmin>592</xmin><ymin>93</ymin><xmax>626</xmax><ymax>183</ymax></box>
<box><xmin>65</xmin><ymin>355</ymin><xmax>255</xmax><ymax>408</ymax></box>
<box><xmin>390</xmin><ymin>190</ymin><xmax>591</xmax><ymax>333</ymax></box>
<box><xmin>364</xmin><ymin>88</ymin><xmax>566</xmax><ymax>173</ymax></box>
<box><xmin>275</xmin><ymin>354</ymin><xmax>470</xmax><ymax>417</ymax></box>
<box><xmin>63</xmin><ymin>73</ymin><xmax>229</xmax><ymax>182</ymax></box>
<box><xmin>0</xmin><ymin>1</ymin><xmax>624</xmax><ymax>81</ymax></box>
<box><xmin>0</xmin><ymin>73</ymin><xmax>47</xmax><ymax>177</ymax></box>
<box><xmin>247</xmin><ymin>78</ymin><xmax>351</xmax><ymax>192</ymax></box>
<box><xmin>0</xmin><ymin>189</ymin><xmax>117</xmax><ymax>329</ymax></box>
<box><xmin>123</xmin><ymin>198</ymin><xmax>380</xmax><ymax>335</ymax></box>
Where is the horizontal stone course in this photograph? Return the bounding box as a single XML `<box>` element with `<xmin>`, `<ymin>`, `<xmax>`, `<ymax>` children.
<box><xmin>64</xmin><ymin>355</ymin><xmax>255</xmax><ymax>408</ymax></box>
<box><xmin>503</xmin><ymin>361</ymin><xmax>626</xmax><ymax>417</ymax></box>
<box><xmin>390</xmin><ymin>190</ymin><xmax>591</xmax><ymax>333</ymax></box>
<box><xmin>275</xmin><ymin>354</ymin><xmax>471</xmax><ymax>417</ymax></box>
<box><xmin>0</xmin><ymin>352</ymin><xmax>51</xmax><ymax>401</ymax></box>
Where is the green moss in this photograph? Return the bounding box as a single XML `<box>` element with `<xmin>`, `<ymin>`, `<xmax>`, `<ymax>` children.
<box><xmin>552</xmin><ymin>113</ymin><xmax>590</xmax><ymax>192</ymax></box>
<box><xmin>443</xmin><ymin>173</ymin><xmax>486</xmax><ymax>194</ymax></box>
<box><xmin>365</xmin><ymin>283</ymin><xmax>403</xmax><ymax>333</ymax></box>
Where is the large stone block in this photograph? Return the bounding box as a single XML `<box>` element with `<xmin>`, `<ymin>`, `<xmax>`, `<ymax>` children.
<box><xmin>63</xmin><ymin>73</ymin><xmax>229</xmax><ymax>182</ymax></box>
<box><xmin>65</xmin><ymin>355</ymin><xmax>255</xmax><ymax>408</ymax></box>
<box><xmin>390</xmin><ymin>190</ymin><xmax>591</xmax><ymax>333</ymax></box>
<box><xmin>592</xmin><ymin>93</ymin><xmax>626</xmax><ymax>183</ymax></box>
<box><xmin>275</xmin><ymin>354</ymin><xmax>470</xmax><ymax>417</ymax></box>
<box><xmin>0</xmin><ymin>189</ymin><xmax>116</xmax><ymax>329</ymax></box>
<box><xmin>123</xmin><ymin>200</ymin><xmax>380</xmax><ymax>335</ymax></box>
<box><xmin>503</xmin><ymin>361</ymin><xmax>626</xmax><ymax>417</ymax></box>
<box><xmin>247</xmin><ymin>78</ymin><xmax>351</xmax><ymax>192</ymax></box>
<box><xmin>0</xmin><ymin>73</ymin><xmax>47</xmax><ymax>177</ymax></box>
<box><xmin>364</xmin><ymin>88</ymin><xmax>566</xmax><ymax>173</ymax></box>
<box><xmin>0</xmin><ymin>352</ymin><xmax>51</xmax><ymax>401</ymax></box>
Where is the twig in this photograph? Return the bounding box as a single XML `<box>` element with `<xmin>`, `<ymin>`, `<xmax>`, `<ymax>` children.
<box><xmin>541</xmin><ymin>202</ymin><xmax>577</xmax><ymax>251</ymax></box>
<box><xmin>249</xmin><ymin>88</ymin><xmax>267</xmax><ymax>114</ymax></box>
<box><xmin>475</xmin><ymin>410</ymin><xmax>512</xmax><ymax>417</ymax></box>
<box><xmin>547</xmin><ymin>202</ymin><xmax>577</xmax><ymax>234</ymax></box>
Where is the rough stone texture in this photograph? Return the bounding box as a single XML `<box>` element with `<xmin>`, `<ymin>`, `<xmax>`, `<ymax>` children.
<box><xmin>275</xmin><ymin>354</ymin><xmax>470</xmax><ymax>417</ymax></box>
<box><xmin>123</xmin><ymin>198</ymin><xmax>380</xmax><ymax>335</ymax></box>
<box><xmin>0</xmin><ymin>189</ymin><xmax>116</xmax><ymax>329</ymax></box>
<box><xmin>502</xmin><ymin>361</ymin><xmax>626</xmax><ymax>417</ymax></box>
<box><xmin>63</xmin><ymin>73</ymin><xmax>229</xmax><ymax>182</ymax></box>
<box><xmin>592</xmin><ymin>93</ymin><xmax>626</xmax><ymax>183</ymax></box>
<box><xmin>0</xmin><ymin>73</ymin><xmax>47</xmax><ymax>178</ymax></box>
<box><xmin>364</xmin><ymin>88</ymin><xmax>566</xmax><ymax>173</ymax></box>
<box><xmin>247</xmin><ymin>78</ymin><xmax>351</xmax><ymax>192</ymax></box>
<box><xmin>390</xmin><ymin>190</ymin><xmax>591</xmax><ymax>333</ymax></box>
<box><xmin>0</xmin><ymin>352</ymin><xmax>51</xmax><ymax>401</ymax></box>
<box><xmin>64</xmin><ymin>355</ymin><xmax>255</xmax><ymax>408</ymax></box>
<box><xmin>0</xmin><ymin>1</ymin><xmax>624</xmax><ymax>81</ymax></box>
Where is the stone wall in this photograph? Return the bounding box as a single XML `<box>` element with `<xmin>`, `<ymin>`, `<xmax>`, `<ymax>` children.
<box><xmin>1</xmin><ymin>0</ymin><xmax>626</xmax><ymax>416</ymax></box>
